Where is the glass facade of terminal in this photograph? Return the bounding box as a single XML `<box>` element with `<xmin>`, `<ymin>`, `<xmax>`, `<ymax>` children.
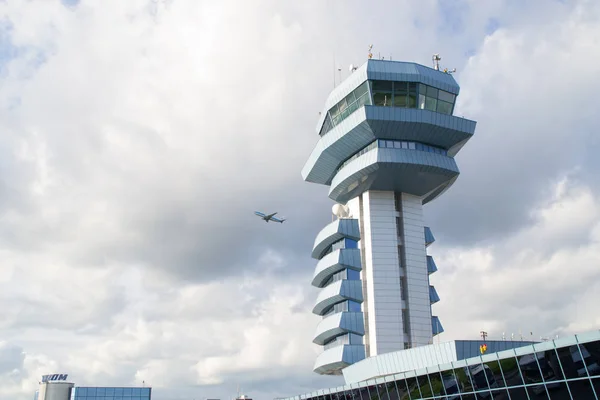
<box><xmin>319</xmin><ymin>80</ymin><xmax>457</xmax><ymax>137</ymax></box>
<box><xmin>73</xmin><ymin>387</ymin><xmax>151</xmax><ymax>400</ymax></box>
<box><xmin>282</xmin><ymin>334</ymin><xmax>600</xmax><ymax>400</ymax></box>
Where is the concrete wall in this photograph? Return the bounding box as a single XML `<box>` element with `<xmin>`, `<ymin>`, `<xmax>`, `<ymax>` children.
<box><xmin>359</xmin><ymin>191</ymin><xmax>405</xmax><ymax>356</ymax></box>
<box><xmin>398</xmin><ymin>193</ymin><xmax>433</xmax><ymax>347</ymax></box>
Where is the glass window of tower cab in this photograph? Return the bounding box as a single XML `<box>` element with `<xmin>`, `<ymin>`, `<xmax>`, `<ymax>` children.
<box><xmin>319</xmin><ymin>80</ymin><xmax>457</xmax><ymax>137</ymax></box>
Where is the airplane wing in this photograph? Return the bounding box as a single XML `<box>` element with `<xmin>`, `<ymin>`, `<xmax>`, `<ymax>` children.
<box><xmin>266</xmin><ymin>212</ymin><xmax>277</xmax><ymax>219</ymax></box>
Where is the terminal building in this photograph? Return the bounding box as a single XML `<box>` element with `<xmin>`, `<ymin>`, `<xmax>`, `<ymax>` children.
<box><xmin>33</xmin><ymin>375</ymin><xmax>151</xmax><ymax>400</ymax></box>
<box><xmin>280</xmin><ymin>56</ymin><xmax>600</xmax><ymax>399</ymax></box>
<box><xmin>280</xmin><ymin>332</ymin><xmax>600</xmax><ymax>399</ymax></box>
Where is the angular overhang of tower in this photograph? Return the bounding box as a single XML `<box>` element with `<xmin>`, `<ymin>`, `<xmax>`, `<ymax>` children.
<box><xmin>312</xmin><ymin>218</ymin><xmax>360</xmax><ymax>260</ymax></box>
<box><xmin>312</xmin><ymin>279</ymin><xmax>363</xmax><ymax>316</ymax></box>
<box><xmin>302</xmin><ymin>107</ymin><xmax>475</xmax><ymax>186</ymax></box>
<box><xmin>313</xmin><ymin>344</ymin><xmax>366</xmax><ymax>375</ymax></box>
<box><xmin>432</xmin><ymin>316</ymin><xmax>444</xmax><ymax>335</ymax></box>
<box><xmin>312</xmin><ymin>248</ymin><xmax>362</xmax><ymax>288</ymax></box>
<box><xmin>424</xmin><ymin>227</ymin><xmax>436</xmax><ymax>246</ymax></box>
<box><xmin>327</xmin><ymin>146</ymin><xmax>459</xmax><ymax>205</ymax></box>
<box><xmin>429</xmin><ymin>285</ymin><xmax>440</xmax><ymax>304</ymax></box>
<box><xmin>427</xmin><ymin>255</ymin><xmax>438</xmax><ymax>274</ymax></box>
<box><xmin>421</xmin><ymin>175</ymin><xmax>459</xmax><ymax>204</ymax></box>
<box><xmin>313</xmin><ymin>311</ymin><xmax>365</xmax><ymax>345</ymax></box>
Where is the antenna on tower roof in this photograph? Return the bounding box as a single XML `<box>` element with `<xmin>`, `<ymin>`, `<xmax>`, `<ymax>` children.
<box><xmin>432</xmin><ymin>54</ymin><xmax>441</xmax><ymax>70</ymax></box>
<box><xmin>433</xmin><ymin>53</ymin><xmax>457</xmax><ymax>74</ymax></box>
<box><xmin>368</xmin><ymin>45</ymin><xmax>373</xmax><ymax>59</ymax></box>
<box><xmin>333</xmin><ymin>53</ymin><xmax>336</xmax><ymax>88</ymax></box>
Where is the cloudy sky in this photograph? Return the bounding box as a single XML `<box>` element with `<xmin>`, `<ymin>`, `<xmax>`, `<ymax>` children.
<box><xmin>0</xmin><ymin>0</ymin><xmax>599</xmax><ymax>399</ymax></box>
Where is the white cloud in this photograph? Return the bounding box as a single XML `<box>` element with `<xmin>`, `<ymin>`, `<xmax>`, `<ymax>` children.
<box><xmin>427</xmin><ymin>0</ymin><xmax>600</xmax><ymax>243</ymax></box>
<box><xmin>0</xmin><ymin>345</ymin><xmax>58</xmax><ymax>400</ymax></box>
<box><xmin>2</xmin><ymin>263</ymin><xmax>320</xmax><ymax>391</ymax></box>
<box><xmin>432</xmin><ymin>177</ymin><xmax>600</xmax><ymax>341</ymax></box>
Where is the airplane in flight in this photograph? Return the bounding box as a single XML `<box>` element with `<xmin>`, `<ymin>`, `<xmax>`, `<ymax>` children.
<box><xmin>254</xmin><ymin>211</ymin><xmax>286</xmax><ymax>223</ymax></box>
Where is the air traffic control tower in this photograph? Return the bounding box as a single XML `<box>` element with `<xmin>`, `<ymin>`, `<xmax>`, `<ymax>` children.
<box><xmin>304</xmin><ymin>57</ymin><xmax>477</xmax><ymax>375</ymax></box>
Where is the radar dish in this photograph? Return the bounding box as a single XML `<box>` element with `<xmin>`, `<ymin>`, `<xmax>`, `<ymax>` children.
<box><xmin>332</xmin><ymin>203</ymin><xmax>350</xmax><ymax>218</ymax></box>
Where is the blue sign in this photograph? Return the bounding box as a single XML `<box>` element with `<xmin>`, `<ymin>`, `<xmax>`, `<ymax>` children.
<box><xmin>41</xmin><ymin>374</ymin><xmax>68</xmax><ymax>383</ymax></box>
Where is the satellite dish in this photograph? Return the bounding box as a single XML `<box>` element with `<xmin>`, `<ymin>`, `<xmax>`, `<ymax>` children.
<box><xmin>349</xmin><ymin>64</ymin><xmax>357</xmax><ymax>73</ymax></box>
<box><xmin>332</xmin><ymin>203</ymin><xmax>350</xmax><ymax>219</ymax></box>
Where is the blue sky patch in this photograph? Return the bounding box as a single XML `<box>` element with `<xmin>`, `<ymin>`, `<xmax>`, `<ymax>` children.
<box><xmin>437</xmin><ymin>0</ymin><xmax>468</xmax><ymax>34</ymax></box>
<box><xmin>485</xmin><ymin>18</ymin><xmax>501</xmax><ymax>35</ymax></box>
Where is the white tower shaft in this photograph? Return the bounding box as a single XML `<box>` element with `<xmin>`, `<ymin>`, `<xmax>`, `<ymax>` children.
<box><xmin>348</xmin><ymin>191</ymin><xmax>432</xmax><ymax>355</ymax></box>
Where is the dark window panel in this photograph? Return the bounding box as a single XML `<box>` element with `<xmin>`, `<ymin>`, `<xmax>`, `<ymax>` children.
<box><xmin>392</xmin><ymin>82</ymin><xmax>408</xmax><ymax>108</ymax></box>
<box><xmin>408</xmin><ymin>83</ymin><xmax>417</xmax><ymax>108</ymax></box>
<box><xmin>373</xmin><ymin>92</ymin><xmax>391</xmax><ymax>106</ymax></box>
<box><xmin>584</xmin><ymin>340</ymin><xmax>600</xmax><ymax>378</ymax></box>
<box><xmin>355</xmin><ymin>92</ymin><xmax>370</xmax><ymax>108</ymax></box>
<box><xmin>426</xmin><ymin>86</ymin><xmax>438</xmax><ymax>98</ymax></box>
<box><xmin>437</xmin><ymin>90</ymin><xmax>455</xmax><ymax>103</ymax></box>
<box><xmin>437</xmin><ymin>100</ymin><xmax>453</xmax><ymax>115</ymax></box>
<box><xmin>354</xmin><ymin>81</ymin><xmax>369</xmax><ymax>98</ymax></box>
<box><xmin>372</xmin><ymin>80</ymin><xmax>393</xmax><ymax>92</ymax></box>
<box><xmin>424</xmin><ymin>96</ymin><xmax>437</xmax><ymax>111</ymax></box>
